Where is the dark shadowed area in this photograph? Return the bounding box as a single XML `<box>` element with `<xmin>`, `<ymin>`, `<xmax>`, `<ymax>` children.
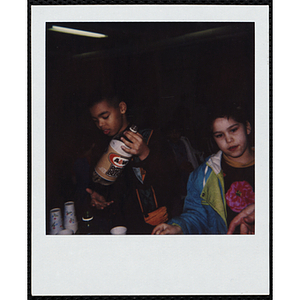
<box><xmin>46</xmin><ymin>22</ymin><xmax>254</xmax><ymax>232</ymax></box>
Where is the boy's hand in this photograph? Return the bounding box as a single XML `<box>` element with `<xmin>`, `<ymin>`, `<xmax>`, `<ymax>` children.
<box><xmin>227</xmin><ymin>204</ymin><xmax>255</xmax><ymax>234</ymax></box>
<box><xmin>86</xmin><ymin>188</ymin><xmax>114</xmax><ymax>210</ymax></box>
<box><xmin>121</xmin><ymin>131</ymin><xmax>150</xmax><ymax>161</ymax></box>
<box><xmin>151</xmin><ymin>223</ymin><xmax>183</xmax><ymax>235</ymax></box>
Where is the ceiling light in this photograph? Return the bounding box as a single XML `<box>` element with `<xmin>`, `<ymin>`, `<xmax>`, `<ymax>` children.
<box><xmin>49</xmin><ymin>26</ymin><xmax>107</xmax><ymax>38</ymax></box>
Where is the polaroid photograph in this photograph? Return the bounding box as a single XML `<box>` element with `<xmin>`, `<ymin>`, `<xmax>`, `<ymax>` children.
<box><xmin>30</xmin><ymin>2</ymin><xmax>271</xmax><ymax>298</ymax></box>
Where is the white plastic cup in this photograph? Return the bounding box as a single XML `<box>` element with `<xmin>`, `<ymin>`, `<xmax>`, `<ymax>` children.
<box><xmin>64</xmin><ymin>201</ymin><xmax>78</xmax><ymax>233</ymax></box>
<box><xmin>110</xmin><ymin>226</ymin><xmax>127</xmax><ymax>235</ymax></box>
<box><xmin>49</xmin><ymin>208</ymin><xmax>63</xmax><ymax>235</ymax></box>
<box><xmin>56</xmin><ymin>229</ymin><xmax>74</xmax><ymax>235</ymax></box>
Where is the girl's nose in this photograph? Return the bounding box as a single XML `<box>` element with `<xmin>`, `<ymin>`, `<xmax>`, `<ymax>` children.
<box><xmin>225</xmin><ymin>134</ymin><xmax>233</xmax><ymax>143</ymax></box>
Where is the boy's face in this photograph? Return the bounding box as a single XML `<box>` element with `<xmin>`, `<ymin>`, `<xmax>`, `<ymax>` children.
<box><xmin>90</xmin><ymin>100</ymin><xmax>128</xmax><ymax>137</ymax></box>
<box><xmin>212</xmin><ymin>117</ymin><xmax>252</xmax><ymax>163</ymax></box>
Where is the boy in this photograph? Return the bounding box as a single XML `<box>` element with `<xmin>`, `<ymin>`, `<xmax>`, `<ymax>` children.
<box><xmin>86</xmin><ymin>93</ymin><xmax>181</xmax><ymax>234</ymax></box>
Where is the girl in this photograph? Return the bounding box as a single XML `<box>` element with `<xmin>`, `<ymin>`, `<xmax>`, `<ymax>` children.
<box><xmin>152</xmin><ymin>102</ymin><xmax>255</xmax><ymax>234</ymax></box>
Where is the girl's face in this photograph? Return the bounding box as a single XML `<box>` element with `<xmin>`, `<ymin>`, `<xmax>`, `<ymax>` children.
<box><xmin>90</xmin><ymin>100</ymin><xmax>128</xmax><ymax>137</ymax></box>
<box><xmin>212</xmin><ymin>117</ymin><xmax>253</xmax><ymax>163</ymax></box>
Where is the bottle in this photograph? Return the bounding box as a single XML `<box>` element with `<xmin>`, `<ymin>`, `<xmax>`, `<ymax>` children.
<box><xmin>77</xmin><ymin>200</ymin><xmax>97</xmax><ymax>234</ymax></box>
<box><xmin>92</xmin><ymin>124</ymin><xmax>138</xmax><ymax>185</ymax></box>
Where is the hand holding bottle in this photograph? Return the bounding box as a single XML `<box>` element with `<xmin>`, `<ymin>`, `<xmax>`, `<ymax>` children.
<box><xmin>93</xmin><ymin>124</ymin><xmax>140</xmax><ymax>185</ymax></box>
<box><xmin>86</xmin><ymin>188</ymin><xmax>114</xmax><ymax>210</ymax></box>
<box><xmin>121</xmin><ymin>130</ymin><xmax>150</xmax><ymax>161</ymax></box>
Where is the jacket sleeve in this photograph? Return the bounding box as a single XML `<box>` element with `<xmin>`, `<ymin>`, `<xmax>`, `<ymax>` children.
<box><xmin>169</xmin><ymin>160</ymin><xmax>228</xmax><ymax>234</ymax></box>
<box><xmin>168</xmin><ymin>164</ymin><xmax>210</xmax><ymax>234</ymax></box>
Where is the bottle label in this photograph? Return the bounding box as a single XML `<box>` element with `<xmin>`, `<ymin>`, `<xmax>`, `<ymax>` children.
<box><xmin>94</xmin><ymin>140</ymin><xmax>132</xmax><ymax>183</ymax></box>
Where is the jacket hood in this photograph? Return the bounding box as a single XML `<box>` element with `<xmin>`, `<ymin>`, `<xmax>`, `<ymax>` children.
<box><xmin>206</xmin><ymin>150</ymin><xmax>222</xmax><ymax>174</ymax></box>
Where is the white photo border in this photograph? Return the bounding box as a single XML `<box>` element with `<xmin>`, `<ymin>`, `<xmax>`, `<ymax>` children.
<box><xmin>30</xmin><ymin>4</ymin><xmax>271</xmax><ymax>297</ymax></box>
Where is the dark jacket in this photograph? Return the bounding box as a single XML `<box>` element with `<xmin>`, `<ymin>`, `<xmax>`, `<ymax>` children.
<box><xmin>94</xmin><ymin>128</ymin><xmax>182</xmax><ymax>234</ymax></box>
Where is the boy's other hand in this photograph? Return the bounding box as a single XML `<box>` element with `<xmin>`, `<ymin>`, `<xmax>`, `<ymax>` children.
<box><xmin>86</xmin><ymin>188</ymin><xmax>114</xmax><ymax>210</ymax></box>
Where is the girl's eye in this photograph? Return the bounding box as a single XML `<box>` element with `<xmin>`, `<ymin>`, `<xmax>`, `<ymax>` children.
<box><xmin>230</xmin><ymin>127</ymin><xmax>238</xmax><ymax>133</ymax></box>
<box><xmin>214</xmin><ymin>133</ymin><xmax>223</xmax><ymax>138</ymax></box>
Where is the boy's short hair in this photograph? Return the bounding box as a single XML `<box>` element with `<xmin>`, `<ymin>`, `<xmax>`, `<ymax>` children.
<box><xmin>86</xmin><ymin>89</ymin><xmax>121</xmax><ymax>109</ymax></box>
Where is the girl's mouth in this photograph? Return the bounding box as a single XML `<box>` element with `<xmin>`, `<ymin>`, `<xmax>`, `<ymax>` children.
<box><xmin>228</xmin><ymin>145</ymin><xmax>238</xmax><ymax>151</ymax></box>
<box><xmin>103</xmin><ymin>129</ymin><xmax>110</xmax><ymax>135</ymax></box>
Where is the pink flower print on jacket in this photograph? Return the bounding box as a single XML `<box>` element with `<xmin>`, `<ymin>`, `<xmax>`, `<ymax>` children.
<box><xmin>225</xmin><ymin>181</ymin><xmax>255</xmax><ymax>212</ymax></box>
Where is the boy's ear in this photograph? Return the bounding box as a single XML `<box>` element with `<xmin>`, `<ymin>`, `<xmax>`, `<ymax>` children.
<box><xmin>246</xmin><ymin>121</ymin><xmax>252</xmax><ymax>135</ymax></box>
<box><xmin>119</xmin><ymin>101</ymin><xmax>127</xmax><ymax>114</ymax></box>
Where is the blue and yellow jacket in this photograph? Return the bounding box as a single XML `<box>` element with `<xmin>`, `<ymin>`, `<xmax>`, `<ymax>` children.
<box><xmin>168</xmin><ymin>150</ymin><xmax>228</xmax><ymax>234</ymax></box>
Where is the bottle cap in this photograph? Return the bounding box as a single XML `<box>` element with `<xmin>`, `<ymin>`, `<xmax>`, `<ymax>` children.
<box><xmin>82</xmin><ymin>216</ymin><xmax>94</xmax><ymax>222</ymax></box>
<box><xmin>129</xmin><ymin>125</ymin><xmax>138</xmax><ymax>133</ymax></box>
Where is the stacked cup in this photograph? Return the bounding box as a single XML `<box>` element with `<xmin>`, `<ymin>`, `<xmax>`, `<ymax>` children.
<box><xmin>63</xmin><ymin>201</ymin><xmax>78</xmax><ymax>234</ymax></box>
<box><xmin>49</xmin><ymin>208</ymin><xmax>64</xmax><ymax>235</ymax></box>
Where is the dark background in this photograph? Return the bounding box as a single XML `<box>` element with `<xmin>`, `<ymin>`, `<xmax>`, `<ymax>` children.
<box><xmin>46</xmin><ymin>22</ymin><xmax>254</xmax><ymax>227</ymax></box>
